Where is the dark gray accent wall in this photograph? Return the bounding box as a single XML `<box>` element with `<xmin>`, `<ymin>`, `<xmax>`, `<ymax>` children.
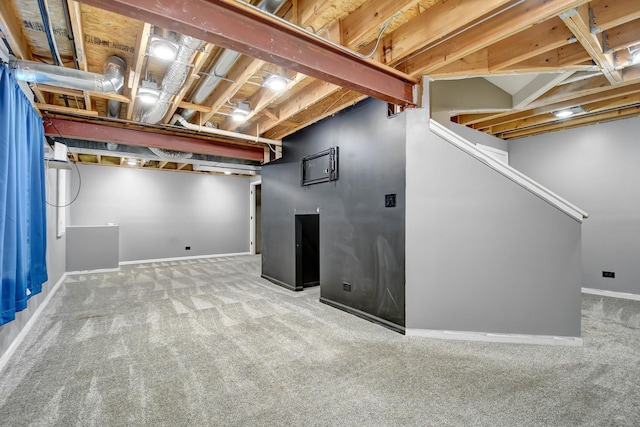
<box><xmin>69</xmin><ymin>165</ymin><xmax>250</xmax><ymax>262</ymax></box>
<box><xmin>262</xmin><ymin>98</ymin><xmax>407</xmax><ymax>328</ymax></box>
<box><xmin>1</xmin><ymin>168</ymin><xmax>67</xmax><ymax>360</ymax></box>
<box><xmin>405</xmin><ymin>109</ymin><xmax>582</xmax><ymax>337</ymax></box>
<box><xmin>509</xmin><ymin>117</ymin><xmax>640</xmax><ymax>295</ymax></box>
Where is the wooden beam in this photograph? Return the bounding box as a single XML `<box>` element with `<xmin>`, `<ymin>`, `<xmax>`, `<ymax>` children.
<box><xmin>603</xmin><ymin>19</ymin><xmax>640</xmax><ymax>52</ymax></box>
<box><xmin>489</xmin><ymin>17</ymin><xmax>574</xmax><ymax>71</ymax></box>
<box><xmin>248</xmin><ymin>78</ymin><xmax>340</xmax><ymax>134</ymax></box>
<box><xmin>561</xmin><ymin>5</ymin><xmax>622</xmax><ymax>84</ymax></box>
<box><xmin>380</xmin><ymin>0</ymin><xmax>514</xmax><ymax>65</ymax></box>
<box><xmin>177</xmin><ymin>162</ymin><xmax>189</xmax><ymax>170</ymax></box>
<box><xmin>126</xmin><ymin>22</ymin><xmax>151</xmax><ymax>120</ymax></box>
<box><xmin>340</xmin><ymin>0</ymin><xmax>415</xmax><ymax>50</ymax></box>
<box><xmin>43</xmin><ymin>118</ymin><xmax>265</xmax><ymax>161</ymax></box>
<box><xmin>0</xmin><ymin>0</ymin><xmax>32</xmax><ymax>60</ymax></box>
<box><xmin>297</xmin><ymin>0</ymin><xmax>332</xmax><ymax>29</ymax></box>
<box><xmin>158</xmin><ymin>161</ymin><xmax>168</xmax><ymax>169</ymax></box>
<box><xmin>498</xmin><ymin>104</ymin><xmax>640</xmax><ymax>139</ymax></box>
<box><xmin>178</xmin><ymin>101</ymin><xmax>213</xmax><ymax>114</ymax></box>
<box><xmin>400</xmin><ymin>0</ymin><xmax>591</xmax><ymax>76</ymax></box>
<box><xmin>491</xmin><ymin>92</ymin><xmax>640</xmax><ymax>134</ymax></box>
<box><xmin>469</xmin><ymin>81</ymin><xmax>640</xmax><ymax>129</ymax></box>
<box><xmin>65</xmin><ymin>1</ymin><xmax>92</xmax><ymax>110</ymax></box>
<box><xmin>33</xmin><ymin>84</ymin><xmax>132</xmax><ymax>103</ymax></box>
<box><xmin>77</xmin><ymin>0</ymin><xmax>417</xmax><ymax>106</ymax></box>
<box><xmin>39</xmin><ymin>104</ymin><xmax>99</xmax><ymax>117</ymax></box>
<box><xmin>501</xmin><ymin>42</ymin><xmax>594</xmax><ymax>73</ymax></box>
<box><xmin>590</xmin><ymin>0</ymin><xmax>640</xmax><ymax>33</ymax></box>
<box><xmin>265</xmin><ymin>91</ymin><xmax>368</xmax><ymax>140</ymax></box>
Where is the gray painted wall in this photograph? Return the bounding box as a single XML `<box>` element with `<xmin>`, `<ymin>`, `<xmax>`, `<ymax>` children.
<box><xmin>261</xmin><ymin>99</ymin><xmax>407</xmax><ymax>327</ymax></box>
<box><xmin>405</xmin><ymin>108</ymin><xmax>582</xmax><ymax>337</ymax></box>
<box><xmin>450</xmin><ymin>121</ymin><xmax>508</xmax><ymax>151</ymax></box>
<box><xmin>509</xmin><ymin>117</ymin><xmax>640</xmax><ymax>295</ymax></box>
<box><xmin>69</xmin><ymin>165</ymin><xmax>250</xmax><ymax>262</ymax></box>
<box><xmin>66</xmin><ymin>225</ymin><xmax>119</xmax><ymax>271</ymax></box>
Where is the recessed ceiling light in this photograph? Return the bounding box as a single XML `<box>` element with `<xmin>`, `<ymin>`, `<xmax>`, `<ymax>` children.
<box><xmin>264</xmin><ymin>74</ymin><xmax>289</xmax><ymax>91</ymax></box>
<box><xmin>137</xmin><ymin>80</ymin><xmax>159</xmax><ymax>104</ymax></box>
<box><xmin>127</xmin><ymin>158</ymin><xmax>137</xmax><ymax>166</ymax></box>
<box><xmin>224</xmin><ymin>170</ymin><xmax>232</xmax><ymax>175</ymax></box>
<box><xmin>149</xmin><ymin>38</ymin><xmax>178</xmax><ymax>61</ymax></box>
<box><xmin>554</xmin><ymin>110</ymin><xmax>574</xmax><ymax>118</ymax></box>
<box><xmin>231</xmin><ymin>101</ymin><xmax>252</xmax><ymax>122</ymax></box>
<box><xmin>553</xmin><ymin>106</ymin><xmax>584</xmax><ymax>119</ymax></box>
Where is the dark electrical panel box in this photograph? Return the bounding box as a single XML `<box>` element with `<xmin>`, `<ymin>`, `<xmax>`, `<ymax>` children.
<box><xmin>301</xmin><ymin>147</ymin><xmax>338</xmax><ymax>186</ymax></box>
<box><xmin>385</xmin><ymin>194</ymin><xmax>396</xmax><ymax>208</ymax></box>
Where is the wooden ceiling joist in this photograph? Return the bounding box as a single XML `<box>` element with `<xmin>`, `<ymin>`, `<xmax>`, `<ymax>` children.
<box><xmin>399</xmin><ymin>0</ymin><xmax>591</xmax><ymax>76</ymax></box>
<box><xmin>561</xmin><ymin>5</ymin><xmax>622</xmax><ymax>84</ymax></box>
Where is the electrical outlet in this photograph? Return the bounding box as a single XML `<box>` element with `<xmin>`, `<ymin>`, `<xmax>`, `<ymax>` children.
<box><xmin>185</xmin><ymin>246</ymin><xmax>191</xmax><ymax>251</ymax></box>
<box><xmin>602</xmin><ymin>271</ymin><xmax>615</xmax><ymax>278</ymax></box>
<box><xmin>343</xmin><ymin>282</ymin><xmax>351</xmax><ymax>292</ymax></box>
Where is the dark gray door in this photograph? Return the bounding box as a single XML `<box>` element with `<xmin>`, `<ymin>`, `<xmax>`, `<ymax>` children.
<box><xmin>295</xmin><ymin>214</ymin><xmax>320</xmax><ymax>288</ymax></box>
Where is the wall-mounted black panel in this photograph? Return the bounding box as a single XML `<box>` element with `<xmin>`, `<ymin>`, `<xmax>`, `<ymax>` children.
<box><xmin>301</xmin><ymin>147</ymin><xmax>338</xmax><ymax>186</ymax></box>
<box><xmin>261</xmin><ymin>98</ymin><xmax>407</xmax><ymax>328</ymax></box>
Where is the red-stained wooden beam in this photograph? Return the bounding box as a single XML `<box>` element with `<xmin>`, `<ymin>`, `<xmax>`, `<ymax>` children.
<box><xmin>43</xmin><ymin>118</ymin><xmax>265</xmax><ymax>161</ymax></box>
<box><xmin>74</xmin><ymin>0</ymin><xmax>417</xmax><ymax>107</ymax></box>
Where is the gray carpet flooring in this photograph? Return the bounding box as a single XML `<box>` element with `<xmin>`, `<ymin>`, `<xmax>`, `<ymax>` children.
<box><xmin>0</xmin><ymin>255</ymin><xmax>639</xmax><ymax>426</ymax></box>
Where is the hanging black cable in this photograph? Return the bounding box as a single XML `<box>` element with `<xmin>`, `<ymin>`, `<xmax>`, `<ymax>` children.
<box><xmin>61</xmin><ymin>0</ymin><xmax>80</xmax><ymax>70</ymax></box>
<box><xmin>36</xmin><ymin>0</ymin><xmax>59</xmax><ymax>66</ymax></box>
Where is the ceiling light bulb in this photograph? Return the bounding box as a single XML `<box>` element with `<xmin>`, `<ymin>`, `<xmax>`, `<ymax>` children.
<box><xmin>231</xmin><ymin>110</ymin><xmax>249</xmax><ymax>122</ymax></box>
<box><xmin>230</xmin><ymin>101</ymin><xmax>251</xmax><ymax>122</ymax></box>
<box><xmin>265</xmin><ymin>75</ymin><xmax>288</xmax><ymax>91</ymax></box>
<box><xmin>554</xmin><ymin>110</ymin><xmax>574</xmax><ymax>118</ymax></box>
<box><xmin>150</xmin><ymin>40</ymin><xmax>178</xmax><ymax>61</ymax></box>
<box><xmin>224</xmin><ymin>171</ymin><xmax>232</xmax><ymax>175</ymax></box>
<box><xmin>138</xmin><ymin>92</ymin><xmax>157</xmax><ymax>104</ymax></box>
<box><xmin>127</xmin><ymin>158</ymin><xmax>137</xmax><ymax>166</ymax></box>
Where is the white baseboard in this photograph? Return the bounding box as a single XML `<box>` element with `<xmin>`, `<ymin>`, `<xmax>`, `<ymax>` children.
<box><xmin>582</xmin><ymin>287</ymin><xmax>640</xmax><ymax>302</ymax></box>
<box><xmin>405</xmin><ymin>328</ymin><xmax>583</xmax><ymax>347</ymax></box>
<box><xmin>119</xmin><ymin>251</ymin><xmax>252</xmax><ymax>266</ymax></box>
<box><xmin>66</xmin><ymin>267</ymin><xmax>120</xmax><ymax>275</ymax></box>
<box><xmin>0</xmin><ymin>273</ymin><xmax>67</xmax><ymax>374</ymax></box>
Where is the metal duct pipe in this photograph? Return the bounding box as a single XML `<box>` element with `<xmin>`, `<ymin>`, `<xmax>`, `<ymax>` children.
<box><xmin>180</xmin><ymin>49</ymin><xmax>241</xmax><ymax>121</ymax></box>
<box><xmin>10</xmin><ymin>58</ymin><xmax>122</xmax><ymax>94</ymax></box>
<box><xmin>140</xmin><ymin>35</ymin><xmax>205</xmax><ymax>124</ymax></box>
<box><xmin>104</xmin><ymin>56</ymin><xmax>126</xmax><ymax>118</ymax></box>
<box><xmin>172</xmin><ymin>114</ymin><xmax>281</xmax><ymax>146</ymax></box>
<box><xmin>179</xmin><ymin>0</ymin><xmax>287</xmax><ymax>121</ymax></box>
<box><xmin>148</xmin><ymin>146</ymin><xmax>193</xmax><ymax>160</ymax></box>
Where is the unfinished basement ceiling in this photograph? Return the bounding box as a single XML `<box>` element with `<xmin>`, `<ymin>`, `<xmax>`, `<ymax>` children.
<box><xmin>1</xmin><ymin>0</ymin><xmax>639</xmax><ymax>171</ymax></box>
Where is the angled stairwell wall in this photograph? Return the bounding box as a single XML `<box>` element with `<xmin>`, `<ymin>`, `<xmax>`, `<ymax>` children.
<box><xmin>405</xmin><ymin>101</ymin><xmax>586</xmax><ymax>341</ymax></box>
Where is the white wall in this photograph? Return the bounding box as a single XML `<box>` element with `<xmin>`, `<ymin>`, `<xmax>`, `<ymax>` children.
<box><xmin>510</xmin><ymin>117</ymin><xmax>640</xmax><ymax>296</ymax></box>
<box><xmin>69</xmin><ymin>165</ymin><xmax>251</xmax><ymax>262</ymax></box>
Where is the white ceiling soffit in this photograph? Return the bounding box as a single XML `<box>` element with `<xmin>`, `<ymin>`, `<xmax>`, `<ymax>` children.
<box><xmin>483</xmin><ymin>74</ymin><xmax>540</xmax><ymax>95</ymax></box>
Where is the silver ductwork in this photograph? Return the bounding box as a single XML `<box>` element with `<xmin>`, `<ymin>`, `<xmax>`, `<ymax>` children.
<box><xmin>180</xmin><ymin>49</ymin><xmax>241</xmax><ymax>121</ymax></box>
<box><xmin>10</xmin><ymin>57</ymin><xmax>125</xmax><ymax>94</ymax></box>
<box><xmin>104</xmin><ymin>56</ymin><xmax>126</xmax><ymax>118</ymax></box>
<box><xmin>179</xmin><ymin>0</ymin><xmax>287</xmax><ymax>122</ymax></box>
<box><xmin>140</xmin><ymin>35</ymin><xmax>205</xmax><ymax>124</ymax></box>
<box><xmin>148</xmin><ymin>147</ymin><xmax>193</xmax><ymax>160</ymax></box>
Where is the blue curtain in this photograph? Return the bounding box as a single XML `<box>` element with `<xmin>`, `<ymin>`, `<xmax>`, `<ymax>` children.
<box><xmin>0</xmin><ymin>64</ymin><xmax>48</xmax><ymax>326</ymax></box>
